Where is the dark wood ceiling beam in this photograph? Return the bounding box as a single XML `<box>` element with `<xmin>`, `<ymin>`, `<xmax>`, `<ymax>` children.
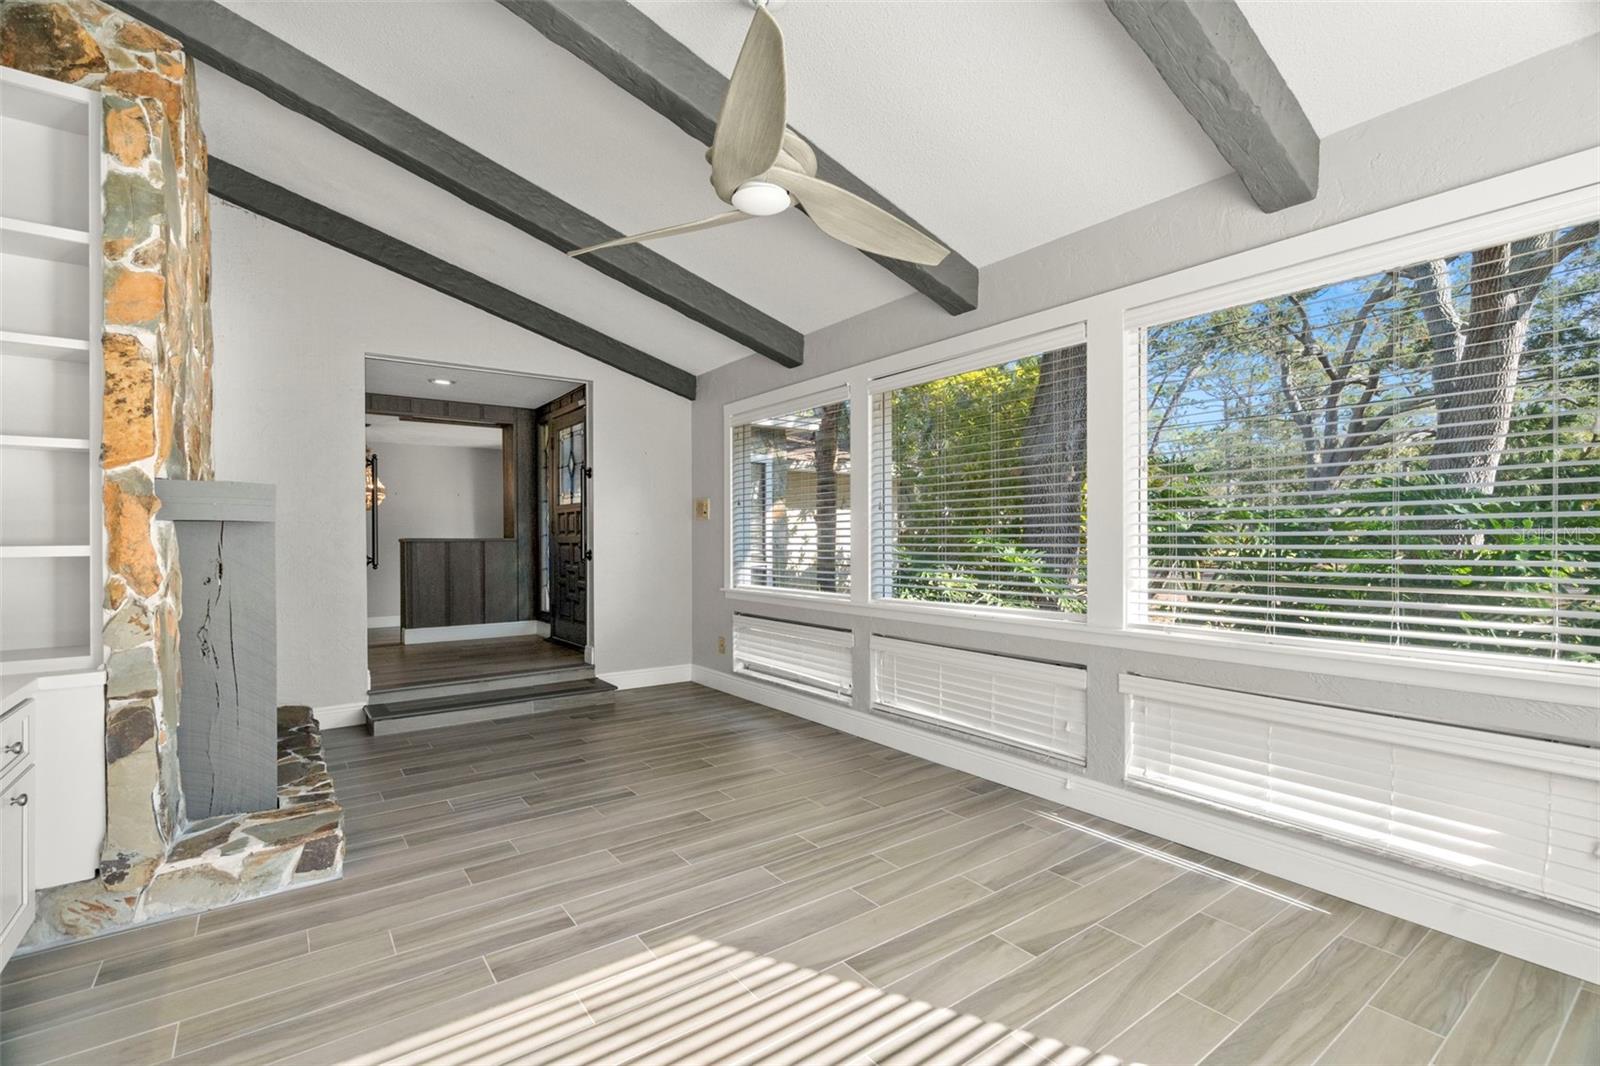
<box><xmin>108</xmin><ymin>0</ymin><xmax>802</xmax><ymax>369</ymax></box>
<box><xmin>1105</xmin><ymin>0</ymin><xmax>1319</xmax><ymax>212</ymax></box>
<box><xmin>209</xmin><ymin>160</ymin><xmax>696</xmax><ymax>399</ymax></box>
<box><xmin>499</xmin><ymin>0</ymin><xmax>981</xmax><ymax>316</ymax></box>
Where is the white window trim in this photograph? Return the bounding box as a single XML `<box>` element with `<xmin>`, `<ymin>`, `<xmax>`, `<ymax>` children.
<box><xmin>721</xmin><ymin>147</ymin><xmax>1600</xmax><ymax>709</ymax></box>
<box><xmin>866</xmin><ymin>323</ymin><xmax>1087</xmax><ymax>396</ymax></box>
<box><xmin>867</xmin><ymin>322</ymin><xmax>1091</xmax><ymax>619</ymax></box>
<box><xmin>726</xmin><ymin>385</ymin><xmax>855</xmax><ymax>599</ymax></box>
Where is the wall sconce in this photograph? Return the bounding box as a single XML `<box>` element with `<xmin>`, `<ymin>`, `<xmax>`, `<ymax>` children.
<box><xmin>366</xmin><ymin>451</ymin><xmax>386</xmax><ymax>569</ymax></box>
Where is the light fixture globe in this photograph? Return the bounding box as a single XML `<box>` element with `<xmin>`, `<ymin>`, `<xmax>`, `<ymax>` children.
<box><xmin>731</xmin><ymin>180</ymin><xmax>789</xmax><ymax>216</ymax></box>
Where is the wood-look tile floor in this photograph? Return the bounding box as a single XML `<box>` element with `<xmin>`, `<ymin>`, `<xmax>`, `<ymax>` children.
<box><xmin>367</xmin><ymin>630</ymin><xmax>584</xmax><ymax>691</ymax></box>
<box><xmin>1</xmin><ymin>683</ymin><xmax>1592</xmax><ymax>1065</ymax></box>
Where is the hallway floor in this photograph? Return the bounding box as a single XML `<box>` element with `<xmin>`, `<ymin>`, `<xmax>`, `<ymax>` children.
<box><xmin>367</xmin><ymin>629</ymin><xmax>584</xmax><ymax>691</ymax></box>
<box><xmin>0</xmin><ymin>684</ymin><xmax>1591</xmax><ymax>1065</ymax></box>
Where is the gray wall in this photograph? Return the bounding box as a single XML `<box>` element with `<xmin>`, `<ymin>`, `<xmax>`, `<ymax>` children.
<box><xmin>211</xmin><ymin>202</ymin><xmax>694</xmax><ymax>713</ymax></box>
<box><xmin>365</xmin><ymin>440</ymin><xmax>505</xmax><ymax>622</ymax></box>
<box><xmin>691</xmin><ymin>37</ymin><xmax>1600</xmax><ymax>765</ymax></box>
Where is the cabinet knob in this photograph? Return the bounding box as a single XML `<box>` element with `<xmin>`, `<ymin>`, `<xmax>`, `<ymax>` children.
<box><xmin>3</xmin><ymin>742</ymin><xmax>22</xmax><ymax>755</ymax></box>
<box><xmin>8</xmin><ymin>794</ymin><xmax>25</xmax><ymax>807</ymax></box>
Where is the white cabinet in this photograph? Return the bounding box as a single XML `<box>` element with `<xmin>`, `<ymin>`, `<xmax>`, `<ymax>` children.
<box><xmin>0</xmin><ymin>671</ymin><xmax>100</xmax><ymax>968</ymax></box>
<box><xmin>0</xmin><ymin>673</ymin><xmax>104</xmax><ymax>890</ymax></box>
<box><xmin>0</xmin><ymin>702</ymin><xmax>37</xmax><ymax>966</ymax></box>
<box><xmin>0</xmin><ymin>66</ymin><xmax>102</xmax><ymax>678</ymax></box>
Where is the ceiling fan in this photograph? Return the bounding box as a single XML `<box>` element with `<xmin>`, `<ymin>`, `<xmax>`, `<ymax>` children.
<box><xmin>568</xmin><ymin>1</ymin><xmax>950</xmax><ymax>266</ymax></box>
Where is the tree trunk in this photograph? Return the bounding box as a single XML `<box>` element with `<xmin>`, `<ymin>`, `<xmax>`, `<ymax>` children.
<box><xmin>1408</xmin><ymin>223</ymin><xmax>1598</xmax><ymax>492</ymax></box>
<box><xmin>1021</xmin><ymin>345</ymin><xmax>1088</xmax><ymax>602</ymax></box>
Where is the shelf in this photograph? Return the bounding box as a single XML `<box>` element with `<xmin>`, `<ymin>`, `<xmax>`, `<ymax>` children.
<box><xmin>0</xmin><ymin>435</ymin><xmax>91</xmax><ymax>451</ymax></box>
<box><xmin>0</xmin><ymin>69</ymin><xmax>91</xmax><ymax>135</ymax></box>
<box><xmin>0</xmin><ymin>332</ymin><xmax>90</xmax><ymax>362</ymax></box>
<box><xmin>0</xmin><ymin>646</ymin><xmax>94</xmax><ymax>676</ymax></box>
<box><xmin>0</xmin><ymin>218</ymin><xmax>91</xmax><ymax>265</ymax></box>
<box><xmin>0</xmin><ymin>546</ymin><xmax>91</xmax><ymax>559</ymax></box>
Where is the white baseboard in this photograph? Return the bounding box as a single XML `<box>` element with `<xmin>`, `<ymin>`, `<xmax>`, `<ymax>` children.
<box><xmin>600</xmin><ymin>664</ymin><xmax>693</xmax><ymax>690</ymax></box>
<box><xmin>312</xmin><ymin>702</ymin><xmax>367</xmax><ymax>730</ymax></box>
<box><xmin>691</xmin><ymin>665</ymin><xmax>1600</xmax><ymax>983</ymax></box>
<box><xmin>401</xmin><ymin>620</ymin><xmax>542</xmax><ymax>645</ymax></box>
<box><xmin>366</xmin><ymin>615</ymin><xmax>400</xmax><ymax>629</ymax></box>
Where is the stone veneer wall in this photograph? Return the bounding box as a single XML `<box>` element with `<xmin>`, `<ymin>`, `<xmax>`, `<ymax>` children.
<box><xmin>0</xmin><ymin>0</ymin><xmax>336</xmax><ymax>946</ymax></box>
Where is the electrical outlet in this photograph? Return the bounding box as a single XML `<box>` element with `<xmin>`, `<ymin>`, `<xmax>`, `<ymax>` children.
<box><xmin>717</xmin><ymin>636</ymin><xmax>727</xmax><ymax>655</ymax></box>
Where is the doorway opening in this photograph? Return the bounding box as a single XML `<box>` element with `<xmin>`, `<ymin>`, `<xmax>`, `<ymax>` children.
<box><xmin>362</xmin><ymin>357</ymin><xmax>591</xmax><ymax>701</ymax></box>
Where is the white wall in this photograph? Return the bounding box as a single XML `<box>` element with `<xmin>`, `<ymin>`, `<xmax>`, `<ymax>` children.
<box><xmin>364</xmin><ymin>441</ymin><xmax>504</xmax><ymax>623</ymax></box>
<box><xmin>209</xmin><ymin>204</ymin><xmax>693</xmax><ymax>711</ymax></box>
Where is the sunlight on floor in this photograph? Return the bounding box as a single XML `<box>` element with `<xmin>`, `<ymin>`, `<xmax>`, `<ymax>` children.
<box><xmin>333</xmin><ymin>935</ymin><xmax>1118</xmax><ymax>1066</ymax></box>
<box><xmin>318</xmin><ymin>811</ymin><xmax>1330</xmax><ymax>1065</ymax></box>
<box><xmin>1033</xmin><ymin>812</ymin><xmax>1323</xmax><ymax>915</ymax></box>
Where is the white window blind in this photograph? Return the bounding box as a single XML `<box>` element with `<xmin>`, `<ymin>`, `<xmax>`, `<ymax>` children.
<box><xmin>731</xmin><ymin>396</ymin><xmax>851</xmax><ymax>595</ymax></box>
<box><xmin>732</xmin><ymin>615</ymin><xmax>854</xmax><ymax>701</ymax></box>
<box><xmin>872</xmin><ymin>346</ymin><xmax>1087</xmax><ymax>613</ymax></box>
<box><xmin>1137</xmin><ymin>221</ymin><xmax>1600</xmax><ymax>662</ymax></box>
<box><xmin>1123</xmin><ymin>675</ymin><xmax>1600</xmax><ymax>912</ymax></box>
<box><xmin>872</xmin><ymin>636</ymin><xmax>1086</xmax><ymax>763</ymax></box>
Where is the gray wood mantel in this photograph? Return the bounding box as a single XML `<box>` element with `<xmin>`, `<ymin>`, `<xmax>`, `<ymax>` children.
<box><xmin>155</xmin><ymin>479</ymin><xmax>279</xmax><ymax>820</ymax></box>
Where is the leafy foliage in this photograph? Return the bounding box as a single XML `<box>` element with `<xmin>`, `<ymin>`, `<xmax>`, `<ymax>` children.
<box><xmin>881</xmin><ymin>356</ymin><xmax>1087</xmax><ymax>612</ymax></box>
<box><xmin>1146</xmin><ymin>228</ymin><xmax>1600</xmax><ymax>661</ymax></box>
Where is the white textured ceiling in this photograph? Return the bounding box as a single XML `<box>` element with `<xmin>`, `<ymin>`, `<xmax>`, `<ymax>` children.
<box><xmin>365</xmin><ymin>415</ymin><xmax>504</xmax><ymax>449</ymax></box>
<box><xmin>364</xmin><ymin>356</ymin><xmax>576</xmax><ymax>409</ymax></box>
<box><xmin>205</xmin><ymin>0</ymin><xmax>1597</xmax><ymax>382</ymax></box>
<box><xmin>1240</xmin><ymin>0</ymin><xmax>1600</xmax><ymax>135</ymax></box>
<box><xmin>632</xmin><ymin>0</ymin><xmax>1236</xmax><ymax>269</ymax></box>
<box><xmin>221</xmin><ymin>0</ymin><xmax>913</xmax><ymax>337</ymax></box>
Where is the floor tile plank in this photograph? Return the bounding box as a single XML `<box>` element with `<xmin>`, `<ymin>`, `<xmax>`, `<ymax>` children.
<box><xmin>1199</xmin><ymin>936</ymin><xmax>1401</xmax><ymax>1065</ymax></box>
<box><xmin>1313</xmin><ymin>1005</ymin><xmax>1442</xmax><ymax>1065</ymax></box>
<box><xmin>1433</xmin><ymin>955</ymin><xmax>1580</xmax><ymax>1066</ymax></box>
<box><xmin>1368</xmin><ymin>927</ymin><xmax>1501</xmax><ymax>1035</ymax></box>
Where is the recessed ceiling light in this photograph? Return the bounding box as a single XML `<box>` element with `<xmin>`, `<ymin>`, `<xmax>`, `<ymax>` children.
<box><xmin>429</xmin><ymin>377</ymin><xmax>455</xmax><ymax>386</ymax></box>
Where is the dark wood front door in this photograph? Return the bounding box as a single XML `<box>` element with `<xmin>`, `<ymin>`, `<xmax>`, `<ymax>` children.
<box><xmin>549</xmin><ymin>406</ymin><xmax>587</xmax><ymax>647</ymax></box>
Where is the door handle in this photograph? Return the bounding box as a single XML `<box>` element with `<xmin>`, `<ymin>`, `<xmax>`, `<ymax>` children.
<box><xmin>584</xmin><ymin>549</ymin><xmax>593</xmax><ymax>562</ymax></box>
<box><xmin>8</xmin><ymin>793</ymin><xmax>26</xmax><ymax>807</ymax></box>
<box><xmin>3</xmin><ymin>741</ymin><xmax>22</xmax><ymax>755</ymax></box>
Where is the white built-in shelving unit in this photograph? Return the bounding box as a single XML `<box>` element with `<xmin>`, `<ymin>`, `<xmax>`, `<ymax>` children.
<box><xmin>0</xmin><ymin>67</ymin><xmax>103</xmax><ymax>677</ymax></box>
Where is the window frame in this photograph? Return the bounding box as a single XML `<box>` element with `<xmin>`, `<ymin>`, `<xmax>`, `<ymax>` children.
<box><xmin>1124</xmin><ymin>193</ymin><xmax>1600</xmax><ymax>667</ymax></box>
<box><xmin>726</xmin><ymin>385</ymin><xmax>853</xmax><ymax>599</ymax></box>
<box><xmin>866</xmin><ymin>323</ymin><xmax>1091</xmax><ymax>621</ymax></box>
<box><xmin>721</xmin><ymin>148</ymin><xmax>1600</xmax><ymax>706</ymax></box>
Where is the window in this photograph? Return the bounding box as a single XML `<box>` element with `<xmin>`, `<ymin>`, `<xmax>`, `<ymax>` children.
<box><xmin>557</xmin><ymin>423</ymin><xmax>584</xmax><ymax>506</ymax></box>
<box><xmin>731</xmin><ymin>397</ymin><xmax>851</xmax><ymax>594</ymax></box>
<box><xmin>873</xmin><ymin>637</ymin><xmax>1086</xmax><ymax>762</ymax></box>
<box><xmin>732</xmin><ymin>615</ymin><xmax>854</xmax><ymax>701</ymax></box>
<box><xmin>538</xmin><ymin>422</ymin><xmax>551</xmax><ymax>614</ymax></box>
<box><xmin>1123</xmin><ymin>675</ymin><xmax>1600</xmax><ymax>912</ymax></box>
<box><xmin>872</xmin><ymin>345</ymin><xmax>1087</xmax><ymax>612</ymax></box>
<box><xmin>1138</xmin><ymin>222</ymin><xmax>1600</xmax><ymax>662</ymax></box>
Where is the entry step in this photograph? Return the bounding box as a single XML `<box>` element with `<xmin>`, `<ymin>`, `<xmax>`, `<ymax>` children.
<box><xmin>364</xmin><ymin>677</ymin><xmax>617</xmax><ymax>735</ymax></box>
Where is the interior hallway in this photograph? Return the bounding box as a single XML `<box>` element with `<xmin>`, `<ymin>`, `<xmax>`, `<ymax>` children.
<box><xmin>0</xmin><ymin>684</ymin><xmax>1590</xmax><ymax>1065</ymax></box>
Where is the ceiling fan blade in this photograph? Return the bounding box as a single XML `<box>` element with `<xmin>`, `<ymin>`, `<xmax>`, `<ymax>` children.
<box><xmin>781</xmin><ymin>128</ymin><xmax>817</xmax><ymax>177</ymax></box>
<box><xmin>765</xmin><ymin>169</ymin><xmax>950</xmax><ymax>266</ymax></box>
<box><xmin>567</xmin><ymin>211</ymin><xmax>750</xmax><ymax>257</ymax></box>
<box><xmin>710</xmin><ymin>6</ymin><xmax>787</xmax><ymax>201</ymax></box>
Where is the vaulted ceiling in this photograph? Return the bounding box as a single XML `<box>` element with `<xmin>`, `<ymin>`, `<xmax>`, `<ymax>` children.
<box><xmin>163</xmin><ymin>0</ymin><xmax>1598</xmax><ymax>388</ymax></box>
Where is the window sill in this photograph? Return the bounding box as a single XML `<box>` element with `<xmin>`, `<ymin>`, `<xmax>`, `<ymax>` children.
<box><xmin>721</xmin><ymin>588</ymin><xmax>1598</xmax><ymax>708</ymax></box>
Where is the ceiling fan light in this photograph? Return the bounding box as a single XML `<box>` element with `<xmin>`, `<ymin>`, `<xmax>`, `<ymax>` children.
<box><xmin>732</xmin><ymin>181</ymin><xmax>789</xmax><ymax>216</ymax></box>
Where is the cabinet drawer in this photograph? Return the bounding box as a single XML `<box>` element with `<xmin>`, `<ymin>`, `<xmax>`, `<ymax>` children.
<box><xmin>0</xmin><ymin>697</ymin><xmax>30</xmax><ymax>780</ymax></box>
<box><xmin>1</xmin><ymin>762</ymin><xmax>36</xmax><ymax>960</ymax></box>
